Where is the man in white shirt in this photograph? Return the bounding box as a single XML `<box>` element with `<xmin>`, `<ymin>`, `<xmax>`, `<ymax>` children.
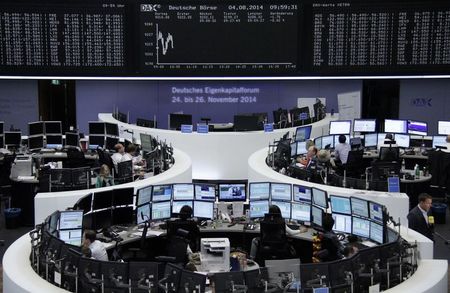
<box><xmin>334</xmin><ymin>134</ymin><xmax>351</xmax><ymax>164</ymax></box>
<box><xmin>111</xmin><ymin>143</ymin><xmax>125</xmax><ymax>169</ymax></box>
<box><xmin>83</xmin><ymin>230</ymin><xmax>108</xmax><ymax>261</ymax></box>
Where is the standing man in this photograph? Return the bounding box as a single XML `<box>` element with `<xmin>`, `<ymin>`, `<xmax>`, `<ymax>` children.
<box><xmin>407</xmin><ymin>193</ymin><xmax>434</xmax><ymax>241</ymax></box>
<box><xmin>334</xmin><ymin>134</ymin><xmax>351</xmax><ymax>164</ymax></box>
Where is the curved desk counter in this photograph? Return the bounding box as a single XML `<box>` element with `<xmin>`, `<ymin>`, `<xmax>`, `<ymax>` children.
<box><xmin>34</xmin><ymin>147</ymin><xmax>192</xmax><ymax>225</ymax></box>
<box><xmin>99</xmin><ymin>113</ymin><xmax>337</xmax><ymax>179</ymax></box>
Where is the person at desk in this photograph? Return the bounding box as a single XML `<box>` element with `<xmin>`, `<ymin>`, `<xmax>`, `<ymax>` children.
<box><xmin>334</xmin><ymin>134</ymin><xmax>351</xmax><ymax>164</ymax></box>
<box><xmin>121</xmin><ymin>144</ymin><xmax>144</xmax><ymax>168</ymax></box>
<box><xmin>315</xmin><ymin>214</ymin><xmax>344</xmax><ymax>261</ymax></box>
<box><xmin>407</xmin><ymin>193</ymin><xmax>434</xmax><ymax>241</ymax></box>
<box><xmin>167</xmin><ymin>205</ymin><xmax>200</xmax><ymax>253</ymax></box>
<box><xmin>83</xmin><ymin>230</ymin><xmax>108</xmax><ymax>261</ymax></box>
<box><xmin>296</xmin><ymin>146</ymin><xmax>318</xmax><ymax>169</ymax></box>
<box><xmin>111</xmin><ymin>143</ymin><xmax>125</xmax><ymax>169</ymax></box>
<box><xmin>95</xmin><ymin>164</ymin><xmax>114</xmax><ymax>188</ymax></box>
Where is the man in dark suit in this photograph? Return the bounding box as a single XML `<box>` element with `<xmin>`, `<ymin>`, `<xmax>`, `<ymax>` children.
<box><xmin>407</xmin><ymin>193</ymin><xmax>434</xmax><ymax>241</ymax></box>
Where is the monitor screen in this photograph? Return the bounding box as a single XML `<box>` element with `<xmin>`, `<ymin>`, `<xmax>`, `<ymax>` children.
<box><xmin>46</xmin><ymin>134</ymin><xmax>63</xmax><ymax>149</ymax></box>
<box><xmin>137</xmin><ymin>203</ymin><xmax>151</xmax><ymax>224</ymax></box>
<box><xmin>296</xmin><ymin>141</ymin><xmax>308</xmax><ymax>155</ymax></box>
<box><xmin>172</xmin><ymin>201</ymin><xmax>193</xmax><ymax>214</ymax></box>
<box><xmin>293</xmin><ymin>185</ymin><xmax>312</xmax><ymax>202</ymax></box>
<box><xmin>28</xmin><ymin>135</ymin><xmax>44</xmax><ymax>150</ymax></box>
<box><xmin>352</xmin><ymin>216</ymin><xmax>370</xmax><ymax>238</ymax></box>
<box><xmin>370</xmin><ymin>221</ymin><xmax>384</xmax><ymax>244</ymax></box>
<box><xmin>290</xmin><ymin>142</ymin><xmax>297</xmax><ymax>157</ymax></box>
<box><xmin>330</xmin><ymin>195</ymin><xmax>351</xmax><ymax>215</ymax></box>
<box><xmin>394</xmin><ymin>134</ymin><xmax>410</xmax><ymax>148</ymax></box>
<box><xmin>271</xmin><ymin>201</ymin><xmax>291</xmax><ymax>219</ymax></box>
<box><xmin>364</xmin><ymin>133</ymin><xmax>378</xmax><ymax>147</ymax></box>
<box><xmin>89</xmin><ymin>122</ymin><xmax>105</xmax><ymax>135</ymax></box>
<box><xmin>321</xmin><ymin>135</ymin><xmax>334</xmax><ymax>149</ymax></box>
<box><xmin>432</xmin><ymin>136</ymin><xmax>447</xmax><ymax>149</ymax></box>
<box><xmin>351</xmin><ymin>197</ymin><xmax>369</xmax><ymax>218</ymax></box>
<box><xmin>353</xmin><ymin>119</ymin><xmax>376</xmax><ymax>133</ymax></box>
<box><xmin>45</xmin><ymin>121</ymin><xmax>62</xmax><ymax>134</ymax></box>
<box><xmin>140</xmin><ymin>133</ymin><xmax>153</xmax><ymax>152</ymax></box>
<box><xmin>291</xmin><ymin>202</ymin><xmax>311</xmax><ymax>222</ymax></box>
<box><xmin>407</xmin><ymin>120</ymin><xmax>427</xmax><ymax>136</ymax></box>
<box><xmin>29</xmin><ymin>121</ymin><xmax>44</xmax><ymax>136</ymax></box>
<box><xmin>193</xmin><ymin>201</ymin><xmax>214</xmax><ymax>219</ymax></box>
<box><xmin>137</xmin><ymin>185</ymin><xmax>152</xmax><ymax>206</ymax></box>
<box><xmin>311</xmin><ymin>205</ymin><xmax>323</xmax><ymax>227</ymax></box>
<box><xmin>65</xmin><ymin>132</ymin><xmax>80</xmax><ymax>147</ymax></box>
<box><xmin>233</xmin><ymin>115</ymin><xmax>261</xmax><ymax>131</ymax></box>
<box><xmin>105</xmin><ymin>122</ymin><xmax>119</xmax><ymax>136</ymax></box>
<box><xmin>194</xmin><ymin>184</ymin><xmax>216</xmax><ymax>201</ymax></box>
<box><xmin>438</xmin><ymin>121</ymin><xmax>450</xmax><ymax>135</ymax></box>
<box><xmin>59</xmin><ymin>229</ymin><xmax>82</xmax><ymax>246</ymax></box>
<box><xmin>93</xmin><ymin>190</ymin><xmax>113</xmax><ymax>210</ymax></box>
<box><xmin>105</xmin><ymin>136</ymin><xmax>119</xmax><ymax>151</ymax></box>
<box><xmin>0</xmin><ymin>121</ymin><xmax>3</xmax><ymax>135</ymax></box>
<box><xmin>59</xmin><ymin>211</ymin><xmax>83</xmax><ymax>230</ymax></box>
<box><xmin>88</xmin><ymin>135</ymin><xmax>105</xmax><ymax>149</ymax></box>
<box><xmin>329</xmin><ymin>120</ymin><xmax>351</xmax><ymax>135</ymax></box>
<box><xmin>384</xmin><ymin>119</ymin><xmax>407</xmax><ymax>134</ymax></box>
<box><xmin>151</xmin><ymin>201</ymin><xmax>171</xmax><ymax>220</ymax></box>
<box><xmin>4</xmin><ymin>131</ymin><xmax>21</xmax><ymax>146</ymax></box>
<box><xmin>249</xmin><ymin>182</ymin><xmax>270</xmax><ymax>201</ymax></box>
<box><xmin>270</xmin><ymin>183</ymin><xmax>291</xmax><ymax>201</ymax></box>
<box><xmin>249</xmin><ymin>200</ymin><xmax>269</xmax><ymax>218</ymax></box>
<box><xmin>314</xmin><ymin>136</ymin><xmax>322</xmax><ymax>150</ymax></box>
<box><xmin>152</xmin><ymin>185</ymin><xmax>173</xmax><ymax>202</ymax></box>
<box><xmin>218</xmin><ymin>183</ymin><xmax>246</xmax><ymax>202</ymax></box>
<box><xmin>377</xmin><ymin>133</ymin><xmax>390</xmax><ymax>146</ymax></box>
<box><xmin>173</xmin><ymin>184</ymin><xmax>194</xmax><ymax>200</ymax></box>
<box><xmin>332</xmin><ymin>213</ymin><xmax>352</xmax><ymax>234</ymax></box>
<box><xmin>312</xmin><ymin>188</ymin><xmax>328</xmax><ymax>209</ymax></box>
<box><xmin>170</xmin><ymin>113</ymin><xmax>193</xmax><ymax>130</ymax></box>
<box><xmin>295</xmin><ymin>125</ymin><xmax>312</xmax><ymax>142</ymax></box>
<box><xmin>369</xmin><ymin>202</ymin><xmax>384</xmax><ymax>223</ymax></box>
<box><xmin>113</xmin><ymin>187</ymin><xmax>134</xmax><ymax>206</ymax></box>
<box><xmin>334</xmin><ymin>135</ymin><xmax>350</xmax><ymax>147</ymax></box>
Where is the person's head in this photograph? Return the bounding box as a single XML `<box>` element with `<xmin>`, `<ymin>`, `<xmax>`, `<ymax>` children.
<box><xmin>126</xmin><ymin>144</ymin><xmax>136</xmax><ymax>154</ymax></box>
<box><xmin>305</xmin><ymin>139</ymin><xmax>315</xmax><ymax>150</ymax></box>
<box><xmin>114</xmin><ymin>143</ymin><xmax>124</xmax><ymax>154</ymax></box>
<box><xmin>307</xmin><ymin>146</ymin><xmax>318</xmax><ymax>158</ymax></box>
<box><xmin>81</xmin><ymin>246</ymin><xmax>92</xmax><ymax>258</ymax></box>
<box><xmin>338</xmin><ymin>134</ymin><xmax>346</xmax><ymax>144</ymax></box>
<box><xmin>83</xmin><ymin>230</ymin><xmax>96</xmax><ymax>245</ymax></box>
<box><xmin>99</xmin><ymin>164</ymin><xmax>110</xmax><ymax>177</ymax></box>
<box><xmin>179</xmin><ymin>205</ymin><xmax>193</xmax><ymax>220</ymax></box>
<box><xmin>418</xmin><ymin>193</ymin><xmax>432</xmax><ymax>212</ymax></box>
<box><xmin>343</xmin><ymin>244</ymin><xmax>358</xmax><ymax>258</ymax></box>
<box><xmin>446</xmin><ymin>135</ymin><xmax>450</xmax><ymax>143</ymax></box>
<box><xmin>269</xmin><ymin>204</ymin><xmax>282</xmax><ymax>215</ymax></box>
<box><xmin>385</xmin><ymin>133</ymin><xmax>394</xmax><ymax>141</ymax></box>
<box><xmin>322</xmin><ymin>213</ymin><xmax>335</xmax><ymax>232</ymax></box>
<box><xmin>317</xmin><ymin>149</ymin><xmax>331</xmax><ymax>163</ymax></box>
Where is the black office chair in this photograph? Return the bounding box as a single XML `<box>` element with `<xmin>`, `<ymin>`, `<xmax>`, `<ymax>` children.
<box><xmin>166</xmin><ymin>219</ymin><xmax>200</xmax><ymax>252</ymax></box>
<box><xmin>379</xmin><ymin>147</ymin><xmax>400</xmax><ymax>162</ymax></box>
<box><xmin>96</xmin><ymin>148</ymin><xmax>114</xmax><ymax>173</ymax></box>
<box><xmin>115</xmin><ymin>160</ymin><xmax>133</xmax><ymax>184</ymax></box>
<box><xmin>340</xmin><ymin>149</ymin><xmax>364</xmax><ymax>178</ymax></box>
<box><xmin>64</xmin><ymin>147</ymin><xmax>86</xmax><ymax>168</ymax></box>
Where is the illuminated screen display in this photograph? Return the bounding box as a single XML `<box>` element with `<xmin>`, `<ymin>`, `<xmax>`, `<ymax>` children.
<box><xmin>193</xmin><ymin>200</ymin><xmax>214</xmax><ymax>219</ymax></box>
<box><xmin>353</xmin><ymin>119</ymin><xmax>376</xmax><ymax>133</ymax></box>
<box><xmin>329</xmin><ymin>120</ymin><xmax>351</xmax><ymax>135</ymax></box>
<box><xmin>218</xmin><ymin>183</ymin><xmax>246</xmax><ymax>201</ymax></box>
<box><xmin>293</xmin><ymin>185</ymin><xmax>312</xmax><ymax>202</ymax></box>
<box><xmin>271</xmin><ymin>201</ymin><xmax>291</xmax><ymax>219</ymax></box>
<box><xmin>330</xmin><ymin>195</ymin><xmax>351</xmax><ymax>215</ymax></box>
<box><xmin>152</xmin><ymin>185</ymin><xmax>173</xmax><ymax>202</ymax></box>
<box><xmin>59</xmin><ymin>211</ymin><xmax>83</xmax><ymax>230</ymax></box>
<box><xmin>270</xmin><ymin>183</ymin><xmax>291</xmax><ymax>201</ymax></box>
<box><xmin>249</xmin><ymin>182</ymin><xmax>270</xmax><ymax>201</ymax></box>
<box><xmin>151</xmin><ymin>201</ymin><xmax>171</xmax><ymax>220</ymax></box>
<box><xmin>249</xmin><ymin>200</ymin><xmax>269</xmax><ymax>218</ymax></box>
<box><xmin>407</xmin><ymin>120</ymin><xmax>427</xmax><ymax>136</ymax></box>
<box><xmin>137</xmin><ymin>185</ymin><xmax>152</xmax><ymax>206</ymax></box>
<box><xmin>312</xmin><ymin>188</ymin><xmax>328</xmax><ymax>209</ymax></box>
<box><xmin>311</xmin><ymin>205</ymin><xmax>323</xmax><ymax>227</ymax></box>
<box><xmin>370</xmin><ymin>221</ymin><xmax>384</xmax><ymax>244</ymax></box>
<box><xmin>332</xmin><ymin>213</ymin><xmax>352</xmax><ymax>234</ymax></box>
<box><xmin>291</xmin><ymin>202</ymin><xmax>311</xmax><ymax>222</ymax></box>
<box><xmin>137</xmin><ymin>203</ymin><xmax>151</xmax><ymax>224</ymax></box>
<box><xmin>364</xmin><ymin>133</ymin><xmax>378</xmax><ymax>148</ymax></box>
<box><xmin>172</xmin><ymin>200</ymin><xmax>193</xmax><ymax>214</ymax></box>
<box><xmin>395</xmin><ymin>134</ymin><xmax>410</xmax><ymax>148</ymax></box>
<box><xmin>59</xmin><ymin>229</ymin><xmax>82</xmax><ymax>246</ymax></box>
<box><xmin>351</xmin><ymin>197</ymin><xmax>369</xmax><ymax>218</ymax></box>
<box><xmin>438</xmin><ymin>121</ymin><xmax>450</xmax><ymax>135</ymax></box>
<box><xmin>369</xmin><ymin>202</ymin><xmax>384</xmax><ymax>223</ymax></box>
<box><xmin>194</xmin><ymin>184</ymin><xmax>216</xmax><ymax>201</ymax></box>
<box><xmin>352</xmin><ymin>216</ymin><xmax>370</xmax><ymax>238</ymax></box>
<box><xmin>384</xmin><ymin>119</ymin><xmax>407</xmax><ymax>134</ymax></box>
<box><xmin>172</xmin><ymin>184</ymin><xmax>194</xmax><ymax>200</ymax></box>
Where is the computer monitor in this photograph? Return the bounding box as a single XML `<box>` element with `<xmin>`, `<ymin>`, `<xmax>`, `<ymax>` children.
<box><xmin>105</xmin><ymin>122</ymin><xmax>119</xmax><ymax>136</ymax></box>
<box><xmin>59</xmin><ymin>210</ymin><xmax>83</xmax><ymax>230</ymax></box>
<box><xmin>233</xmin><ymin>115</ymin><xmax>261</xmax><ymax>131</ymax></box>
<box><xmin>291</xmin><ymin>202</ymin><xmax>311</xmax><ymax>223</ymax></box>
<box><xmin>4</xmin><ymin>131</ymin><xmax>21</xmax><ymax>147</ymax></box>
<box><xmin>438</xmin><ymin>120</ymin><xmax>450</xmax><ymax>135</ymax></box>
<box><xmin>271</xmin><ymin>201</ymin><xmax>291</xmax><ymax>219</ymax></box>
<box><xmin>350</xmin><ymin>197</ymin><xmax>369</xmax><ymax>218</ymax></box>
<box><xmin>370</xmin><ymin>221</ymin><xmax>384</xmax><ymax>244</ymax></box>
<box><xmin>330</xmin><ymin>195</ymin><xmax>351</xmax><ymax>215</ymax></box>
<box><xmin>314</xmin><ymin>136</ymin><xmax>322</xmax><ymax>150</ymax></box>
<box><xmin>311</xmin><ymin>205</ymin><xmax>323</xmax><ymax>227</ymax></box>
<box><xmin>433</xmin><ymin>136</ymin><xmax>447</xmax><ymax>149</ymax></box>
<box><xmin>379</xmin><ymin>146</ymin><xmax>400</xmax><ymax>161</ymax></box>
<box><xmin>249</xmin><ymin>182</ymin><xmax>270</xmax><ymax>201</ymax></box>
<box><xmin>332</xmin><ymin>213</ymin><xmax>352</xmax><ymax>233</ymax></box>
<box><xmin>74</xmin><ymin>193</ymin><xmax>93</xmax><ymax>214</ymax></box>
<box><xmin>384</xmin><ymin>119</ymin><xmax>407</xmax><ymax>134</ymax></box>
<box><xmin>352</xmin><ymin>216</ymin><xmax>370</xmax><ymax>238</ymax></box>
<box><xmin>29</xmin><ymin>121</ymin><xmax>44</xmax><ymax>136</ymax></box>
<box><xmin>88</xmin><ymin>135</ymin><xmax>105</xmax><ymax>149</ymax></box>
<box><xmin>350</xmin><ymin>137</ymin><xmax>362</xmax><ymax>147</ymax></box>
<box><xmin>369</xmin><ymin>202</ymin><xmax>384</xmax><ymax>223</ymax></box>
<box><xmin>113</xmin><ymin>187</ymin><xmax>134</xmax><ymax>206</ymax></box>
<box><xmin>140</xmin><ymin>133</ymin><xmax>153</xmax><ymax>152</ymax></box>
<box><xmin>218</xmin><ymin>183</ymin><xmax>246</xmax><ymax>202</ymax></box>
<box><xmin>45</xmin><ymin>121</ymin><xmax>62</xmax><ymax>134</ymax></box>
<box><xmin>173</xmin><ymin>184</ymin><xmax>194</xmax><ymax>200</ymax></box>
<box><xmin>137</xmin><ymin>203</ymin><xmax>151</xmax><ymax>224</ymax></box>
<box><xmin>112</xmin><ymin>207</ymin><xmax>134</xmax><ymax>225</ymax></box>
<box><xmin>377</xmin><ymin>133</ymin><xmax>390</xmax><ymax>146</ymax></box>
<box><xmin>364</xmin><ymin>133</ymin><xmax>378</xmax><ymax>148</ymax></box>
<box><xmin>0</xmin><ymin>121</ymin><xmax>3</xmax><ymax>135</ymax></box>
<box><xmin>170</xmin><ymin>113</ymin><xmax>192</xmax><ymax>130</ymax></box>
<box><xmin>407</xmin><ymin>120</ymin><xmax>427</xmax><ymax>136</ymax></box>
<box><xmin>194</xmin><ymin>183</ymin><xmax>216</xmax><ymax>201</ymax></box>
<box><xmin>92</xmin><ymin>209</ymin><xmax>112</xmax><ymax>230</ymax></box>
<box><xmin>46</xmin><ymin>134</ymin><xmax>63</xmax><ymax>149</ymax></box>
<box><xmin>172</xmin><ymin>201</ymin><xmax>193</xmax><ymax>215</ymax></box>
<box><xmin>394</xmin><ymin>134</ymin><xmax>410</xmax><ymax>148</ymax></box>
<box><xmin>270</xmin><ymin>183</ymin><xmax>291</xmax><ymax>201</ymax></box>
<box><xmin>295</xmin><ymin>125</ymin><xmax>312</xmax><ymax>142</ymax></box>
<box><xmin>312</xmin><ymin>187</ymin><xmax>328</xmax><ymax>209</ymax></box>
<box><xmin>321</xmin><ymin>135</ymin><xmax>334</xmax><ymax>149</ymax></box>
<box><xmin>28</xmin><ymin>135</ymin><xmax>44</xmax><ymax>151</ymax></box>
<box><xmin>334</xmin><ymin>135</ymin><xmax>350</xmax><ymax>147</ymax></box>
<box><xmin>59</xmin><ymin>229</ymin><xmax>83</xmax><ymax>246</ymax></box>
<box><xmin>65</xmin><ymin>132</ymin><xmax>80</xmax><ymax>147</ymax></box>
<box><xmin>114</xmin><ymin>111</ymin><xmax>128</xmax><ymax>123</ymax></box>
<box><xmin>290</xmin><ymin>142</ymin><xmax>297</xmax><ymax>157</ymax></box>
<box><xmin>137</xmin><ymin>185</ymin><xmax>152</xmax><ymax>206</ymax></box>
<box><xmin>353</xmin><ymin>119</ymin><xmax>376</xmax><ymax>133</ymax></box>
<box><xmin>193</xmin><ymin>200</ymin><xmax>214</xmax><ymax>219</ymax></box>
<box><xmin>249</xmin><ymin>200</ymin><xmax>269</xmax><ymax>218</ymax></box>
<box><xmin>93</xmin><ymin>189</ymin><xmax>113</xmax><ymax>210</ymax></box>
<box><xmin>293</xmin><ymin>184</ymin><xmax>312</xmax><ymax>202</ymax></box>
<box><xmin>329</xmin><ymin>120</ymin><xmax>351</xmax><ymax>135</ymax></box>
<box><xmin>151</xmin><ymin>201</ymin><xmax>171</xmax><ymax>220</ymax></box>
<box><xmin>296</xmin><ymin>141</ymin><xmax>308</xmax><ymax>155</ymax></box>
<box><xmin>105</xmin><ymin>136</ymin><xmax>119</xmax><ymax>151</ymax></box>
<box><xmin>89</xmin><ymin>122</ymin><xmax>105</xmax><ymax>135</ymax></box>
<box><xmin>152</xmin><ymin>184</ymin><xmax>173</xmax><ymax>202</ymax></box>
<box><xmin>136</xmin><ymin>118</ymin><xmax>156</xmax><ymax>128</ymax></box>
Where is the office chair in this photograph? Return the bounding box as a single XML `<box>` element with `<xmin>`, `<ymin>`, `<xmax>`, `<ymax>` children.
<box><xmin>115</xmin><ymin>160</ymin><xmax>133</xmax><ymax>184</ymax></box>
<box><xmin>166</xmin><ymin>219</ymin><xmax>200</xmax><ymax>252</ymax></box>
<box><xmin>379</xmin><ymin>147</ymin><xmax>400</xmax><ymax>162</ymax></box>
<box><xmin>64</xmin><ymin>147</ymin><xmax>86</xmax><ymax>168</ymax></box>
<box><xmin>96</xmin><ymin>148</ymin><xmax>114</xmax><ymax>173</ymax></box>
<box><xmin>338</xmin><ymin>149</ymin><xmax>364</xmax><ymax>178</ymax></box>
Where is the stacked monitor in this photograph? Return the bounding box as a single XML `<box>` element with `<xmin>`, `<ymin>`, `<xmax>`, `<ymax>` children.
<box><xmin>353</xmin><ymin>119</ymin><xmax>376</xmax><ymax>133</ymax></box>
<box><xmin>329</xmin><ymin>120</ymin><xmax>352</xmax><ymax>135</ymax></box>
<box><xmin>384</xmin><ymin>119</ymin><xmax>407</xmax><ymax>134</ymax></box>
<box><xmin>58</xmin><ymin>210</ymin><xmax>83</xmax><ymax>246</ymax></box>
<box><xmin>88</xmin><ymin>121</ymin><xmax>119</xmax><ymax>150</ymax></box>
<box><xmin>28</xmin><ymin>121</ymin><xmax>63</xmax><ymax>150</ymax></box>
<box><xmin>407</xmin><ymin>120</ymin><xmax>427</xmax><ymax>136</ymax></box>
<box><xmin>438</xmin><ymin>121</ymin><xmax>450</xmax><ymax>135</ymax></box>
<box><xmin>294</xmin><ymin>125</ymin><xmax>312</xmax><ymax>142</ymax></box>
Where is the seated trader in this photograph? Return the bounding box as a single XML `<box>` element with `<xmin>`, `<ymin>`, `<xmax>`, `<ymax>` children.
<box><xmin>407</xmin><ymin>193</ymin><xmax>434</xmax><ymax>241</ymax></box>
<box><xmin>334</xmin><ymin>134</ymin><xmax>351</xmax><ymax>164</ymax></box>
<box><xmin>95</xmin><ymin>164</ymin><xmax>114</xmax><ymax>188</ymax></box>
<box><xmin>121</xmin><ymin>144</ymin><xmax>144</xmax><ymax>169</ymax></box>
<box><xmin>111</xmin><ymin>143</ymin><xmax>125</xmax><ymax>169</ymax></box>
<box><xmin>83</xmin><ymin>230</ymin><xmax>108</xmax><ymax>261</ymax></box>
<box><xmin>379</xmin><ymin>133</ymin><xmax>398</xmax><ymax>150</ymax></box>
<box><xmin>315</xmin><ymin>214</ymin><xmax>344</xmax><ymax>261</ymax></box>
<box><xmin>167</xmin><ymin>205</ymin><xmax>200</xmax><ymax>253</ymax></box>
<box><xmin>250</xmin><ymin>205</ymin><xmax>300</xmax><ymax>259</ymax></box>
<box><xmin>296</xmin><ymin>146</ymin><xmax>318</xmax><ymax>169</ymax></box>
